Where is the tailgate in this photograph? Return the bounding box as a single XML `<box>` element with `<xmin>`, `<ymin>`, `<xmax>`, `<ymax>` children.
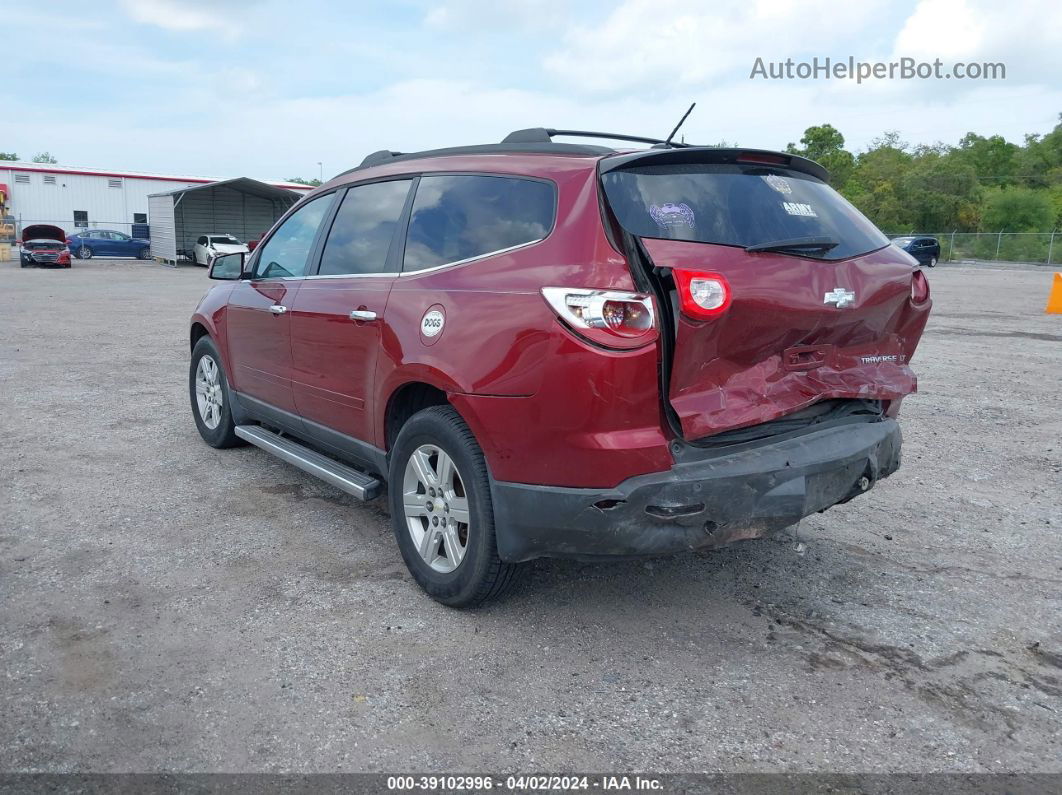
<box><xmin>641</xmin><ymin>238</ymin><xmax>925</xmax><ymax>439</ymax></box>
<box><xmin>600</xmin><ymin>149</ymin><xmax>931</xmax><ymax>440</ymax></box>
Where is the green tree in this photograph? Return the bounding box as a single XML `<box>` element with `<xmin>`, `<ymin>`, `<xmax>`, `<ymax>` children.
<box><xmin>31</xmin><ymin>152</ymin><xmax>58</xmax><ymax>164</ymax></box>
<box><xmin>0</xmin><ymin>152</ymin><xmax>17</xmax><ymax>161</ymax></box>
<box><xmin>286</xmin><ymin>176</ymin><xmax>321</xmax><ymax>187</ymax></box>
<box><xmin>1013</xmin><ymin>116</ymin><xmax>1062</xmax><ymax>189</ymax></box>
<box><xmin>841</xmin><ymin>133</ymin><xmax>914</xmax><ymax>231</ymax></box>
<box><xmin>981</xmin><ymin>187</ymin><xmax>1054</xmax><ymax>231</ymax></box>
<box><xmin>955</xmin><ymin>133</ymin><xmax>1019</xmax><ymax>187</ymax></box>
<box><xmin>786</xmin><ymin>123</ymin><xmax>854</xmax><ymax>186</ymax></box>
<box><xmin>900</xmin><ymin>153</ymin><xmax>981</xmax><ymax>231</ymax></box>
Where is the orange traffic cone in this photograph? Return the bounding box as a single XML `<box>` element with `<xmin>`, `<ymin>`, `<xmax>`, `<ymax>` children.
<box><xmin>1047</xmin><ymin>272</ymin><xmax>1062</xmax><ymax>314</ymax></box>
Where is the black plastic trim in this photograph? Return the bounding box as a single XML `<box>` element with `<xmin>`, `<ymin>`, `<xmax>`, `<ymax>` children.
<box><xmin>599</xmin><ymin>147</ymin><xmax>830</xmax><ymax>183</ymax></box>
<box><xmin>490</xmin><ymin>419</ymin><xmax>902</xmax><ymax>562</ymax></box>
<box><xmin>503</xmin><ymin>128</ymin><xmax>692</xmax><ymax>148</ymax></box>
<box><xmin>342</xmin><ymin>143</ymin><xmax>613</xmax><ymax>176</ymax></box>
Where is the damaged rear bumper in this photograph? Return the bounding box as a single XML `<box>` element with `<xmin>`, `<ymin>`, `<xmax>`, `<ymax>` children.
<box><xmin>491</xmin><ymin>419</ymin><xmax>901</xmax><ymax>562</ymax></box>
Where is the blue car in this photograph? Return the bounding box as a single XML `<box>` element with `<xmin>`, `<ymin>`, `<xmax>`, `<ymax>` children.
<box><xmin>891</xmin><ymin>236</ymin><xmax>940</xmax><ymax>267</ymax></box>
<box><xmin>67</xmin><ymin>229</ymin><xmax>151</xmax><ymax>260</ymax></box>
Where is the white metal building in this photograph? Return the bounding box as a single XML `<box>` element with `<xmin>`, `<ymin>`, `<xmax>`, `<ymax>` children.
<box><xmin>0</xmin><ymin>161</ymin><xmax>311</xmax><ymax>240</ymax></box>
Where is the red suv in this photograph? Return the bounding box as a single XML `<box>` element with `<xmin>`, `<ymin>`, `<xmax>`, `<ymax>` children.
<box><xmin>189</xmin><ymin>129</ymin><xmax>931</xmax><ymax>606</ymax></box>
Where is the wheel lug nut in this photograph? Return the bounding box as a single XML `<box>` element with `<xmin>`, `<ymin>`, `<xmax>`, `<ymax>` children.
<box><xmin>432</xmin><ymin>516</ymin><xmax>439</xmax><ymax>526</ymax></box>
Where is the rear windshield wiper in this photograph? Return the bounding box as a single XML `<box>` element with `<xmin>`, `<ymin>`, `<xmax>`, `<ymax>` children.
<box><xmin>746</xmin><ymin>236</ymin><xmax>839</xmax><ymax>254</ymax></box>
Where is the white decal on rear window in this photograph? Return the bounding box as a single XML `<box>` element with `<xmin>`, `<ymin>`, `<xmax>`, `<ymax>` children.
<box><xmin>762</xmin><ymin>175</ymin><xmax>792</xmax><ymax>194</ymax></box>
<box><xmin>649</xmin><ymin>203</ymin><xmax>696</xmax><ymax>230</ymax></box>
<box><xmin>782</xmin><ymin>201</ymin><xmax>817</xmax><ymax>217</ymax></box>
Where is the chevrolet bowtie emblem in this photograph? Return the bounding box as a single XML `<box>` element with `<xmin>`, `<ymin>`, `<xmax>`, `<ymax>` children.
<box><xmin>823</xmin><ymin>287</ymin><xmax>856</xmax><ymax>308</ymax></box>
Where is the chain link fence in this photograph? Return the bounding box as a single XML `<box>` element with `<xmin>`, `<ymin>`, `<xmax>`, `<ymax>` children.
<box><xmin>887</xmin><ymin>231</ymin><xmax>1060</xmax><ymax>265</ymax></box>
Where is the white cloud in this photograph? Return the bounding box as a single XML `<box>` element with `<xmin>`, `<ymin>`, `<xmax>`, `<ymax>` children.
<box><xmin>892</xmin><ymin>0</ymin><xmax>1062</xmax><ymax>81</ymax></box>
<box><xmin>544</xmin><ymin>0</ymin><xmax>887</xmax><ymax>93</ymax></box>
<box><xmin>119</xmin><ymin>0</ymin><xmax>249</xmax><ymax>35</ymax></box>
<box><xmin>424</xmin><ymin>0</ymin><xmax>572</xmax><ymax>31</ymax></box>
<box><xmin>4</xmin><ymin>0</ymin><xmax>1059</xmax><ymax>182</ymax></box>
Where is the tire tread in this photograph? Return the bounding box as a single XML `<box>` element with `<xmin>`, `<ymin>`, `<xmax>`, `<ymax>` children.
<box><xmin>390</xmin><ymin>405</ymin><xmax>521</xmax><ymax>607</ymax></box>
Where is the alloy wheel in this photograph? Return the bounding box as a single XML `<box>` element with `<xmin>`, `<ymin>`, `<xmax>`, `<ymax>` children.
<box><xmin>194</xmin><ymin>355</ymin><xmax>223</xmax><ymax>430</ymax></box>
<box><xmin>402</xmin><ymin>444</ymin><xmax>470</xmax><ymax>573</ymax></box>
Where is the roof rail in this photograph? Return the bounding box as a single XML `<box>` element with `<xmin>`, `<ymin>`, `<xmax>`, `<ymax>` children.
<box><xmin>337</xmin><ymin>141</ymin><xmax>614</xmax><ymax>178</ymax></box>
<box><xmin>502</xmin><ymin>128</ymin><xmax>692</xmax><ymax>148</ymax></box>
<box><xmin>359</xmin><ymin>150</ymin><xmax>404</xmax><ymax>168</ymax></box>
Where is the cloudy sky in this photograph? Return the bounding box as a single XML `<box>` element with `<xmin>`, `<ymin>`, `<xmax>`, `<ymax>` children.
<box><xmin>3</xmin><ymin>0</ymin><xmax>1059</xmax><ymax>182</ymax></box>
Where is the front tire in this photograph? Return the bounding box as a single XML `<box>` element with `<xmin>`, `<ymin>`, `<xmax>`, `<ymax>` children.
<box><xmin>138</xmin><ymin>247</ymin><xmax>150</xmax><ymax>260</ymax></box>
<box><xmin>78</xmin><ymin>246</ymin><xmax>93</xmax><ymax>259</ymax></box>
<box><xmin>189</xmin><ymin>336</ymin><xmax>242</xmax><ymax>448</ymax></box>
<box><xmin>389</xmin><ymin>406</ymin><xmax>520</xmax><ymax>607</ymax></box>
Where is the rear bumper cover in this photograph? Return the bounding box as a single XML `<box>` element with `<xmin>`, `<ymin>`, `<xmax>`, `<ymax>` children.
<box><xmin>491</xmin><ymin>419</ymin><xmax>901</xmax><ymax>562</ymax></box>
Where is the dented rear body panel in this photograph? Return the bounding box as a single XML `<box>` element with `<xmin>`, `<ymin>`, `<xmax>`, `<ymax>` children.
<box><xmin>640</xmin><ymin>239</ymin><xmax>929</xmax><ymax>439</ymax></box>
<box><xmin>490</xmin><ymin>148</ymin><xmax>931</xmax><ymax>561</ymax></box>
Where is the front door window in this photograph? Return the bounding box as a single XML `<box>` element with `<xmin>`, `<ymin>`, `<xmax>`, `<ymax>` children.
<box><xmin>253</xmin><ymin>195</ymin><xmax>332</xmax><ymax>279</ymax></box>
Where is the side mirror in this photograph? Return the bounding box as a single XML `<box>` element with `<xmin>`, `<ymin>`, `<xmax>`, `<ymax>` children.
<box><xmin>209</xmin><ymin>252</ymin><xmax>245</xmax><ymax>281</ymax></box>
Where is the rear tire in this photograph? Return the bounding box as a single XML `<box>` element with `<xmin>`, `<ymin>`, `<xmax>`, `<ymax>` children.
<box><xmin>389</xmin><ymin>406</ymin><xmax>521</xmax><ymax>607</ymax></box>
<box><xmin>928</xmin><ymin>256</ymin><xmax>937</xmax><ymax>267</ymax></box>
<box><xmin>78</xmin><ymin>246</ymin><xmax>92</xmax><ymax>259</ymax></box>
<box><xmin>189</xmin><ymin>336</ymin><xmax>243</xmax><ymax>449</ymax></box>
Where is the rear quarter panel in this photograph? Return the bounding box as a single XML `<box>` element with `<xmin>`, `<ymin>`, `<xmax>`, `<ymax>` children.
<box><xmin>370</xmin><ymin>160</ymin><xmax>662</xmax><ymax>483</ymax></box>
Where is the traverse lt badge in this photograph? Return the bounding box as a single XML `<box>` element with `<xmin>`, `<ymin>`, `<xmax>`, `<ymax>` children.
<box><xmin>823</xmin><ymin>287</ymin><xmax>856</xmax><ymax>308</ymax></box>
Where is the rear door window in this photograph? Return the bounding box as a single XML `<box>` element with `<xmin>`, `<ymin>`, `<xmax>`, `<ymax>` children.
<box><xmin>403</xmin><ymin>175</ymin><xmax>555</xmax><ymax>271</ymax></box>
<box><xmin>601</xmin><ymin>163</ymin><xmax>888</xmax><ymax>261</ymax></box>
<box><xmin>317</xmin><ymin>179</ymin><xmax>412</xmax><ymax>276</ymax></box>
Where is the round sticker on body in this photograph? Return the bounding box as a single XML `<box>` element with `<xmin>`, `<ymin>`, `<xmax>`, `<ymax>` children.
<box><xmin>420</xmin><ymin>308</ymin><xmax>445</xmax><ymax>339</ymax></box>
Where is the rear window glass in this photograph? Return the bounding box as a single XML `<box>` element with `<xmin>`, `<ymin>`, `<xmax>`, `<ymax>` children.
<box><xmin>601</xmin><ymin>163</ymin><xmax>888</xmax><ymax>261</ymax></box>
<box><xmin>403</xmin><ymin>175</ymin><xmax>555</xmax><ymax>271</ymax></box>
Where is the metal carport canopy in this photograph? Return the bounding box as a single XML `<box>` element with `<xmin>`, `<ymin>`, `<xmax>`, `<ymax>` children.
<box><xmin>147</xmin><ymin>177</ymin><xmax>302</xmax><ymax>264</ymax></box>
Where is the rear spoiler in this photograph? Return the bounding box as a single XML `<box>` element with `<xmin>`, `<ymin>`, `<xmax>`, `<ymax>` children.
<box><xmin>598</xmin><ymin>147</ymin><xmax>830</xmax><ymax>183</ymax></box>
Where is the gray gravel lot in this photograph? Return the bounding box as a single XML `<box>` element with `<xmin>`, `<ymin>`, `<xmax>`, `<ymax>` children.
<box><xmin>1</xmin><ymin>258</ymin><xmax>1060</xmax><ymax>773</ymax></box>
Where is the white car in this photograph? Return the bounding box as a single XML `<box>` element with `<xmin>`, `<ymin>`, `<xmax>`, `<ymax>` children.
<box><xmin>191</xmin><ymin>234</ymin><xmax>249</xmax><ymax>266</ymax></box>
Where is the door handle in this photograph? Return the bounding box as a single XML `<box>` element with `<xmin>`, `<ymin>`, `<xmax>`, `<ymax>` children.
<box><xmin>349</xmin><ymin>310</ymin><xmax>377</xmax><ymax>322</ymax></box>
<box><xmin>269</xmin><ymin>305</ymin><xmax>288</xmax><ymax>315</ymax></box>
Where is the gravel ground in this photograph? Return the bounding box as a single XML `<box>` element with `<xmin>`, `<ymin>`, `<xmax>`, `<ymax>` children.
<box><xmin>1</xmin><ymin>258</ymin><xmax>1060</xmax><ymax>773</ymax></box>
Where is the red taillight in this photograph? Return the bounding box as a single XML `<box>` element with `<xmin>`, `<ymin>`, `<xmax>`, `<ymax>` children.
<box><xmin>911</xmin><ymin>270</ymin><xmax>930</xmax><ymax>304</ymax></box>
<box><xmin>541</xmin><ymin>287</ymin><xmax>658</xmax><ymax>349</ymax></box>
<box><xmin>737</xmin><ymin>153</ymin><xmax>788</xmax><ymax>166</ymax></box>
<box><xmin>673</xmin><ymin>269</ymin><xmax>732</xmax><ymax>319</ymax></box>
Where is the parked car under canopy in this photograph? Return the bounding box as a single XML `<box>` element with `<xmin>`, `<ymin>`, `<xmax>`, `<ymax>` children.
<box><xmin>147</xmin><ymin>178</ymin><xmax>302</xmax><ymax>266</ymax></box>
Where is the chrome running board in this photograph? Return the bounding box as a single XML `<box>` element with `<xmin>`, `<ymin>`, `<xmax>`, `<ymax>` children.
<box><xmin>235</xmin><ymin>425</ymin><xmax>382</xmax><ymax>501</ymax></box>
